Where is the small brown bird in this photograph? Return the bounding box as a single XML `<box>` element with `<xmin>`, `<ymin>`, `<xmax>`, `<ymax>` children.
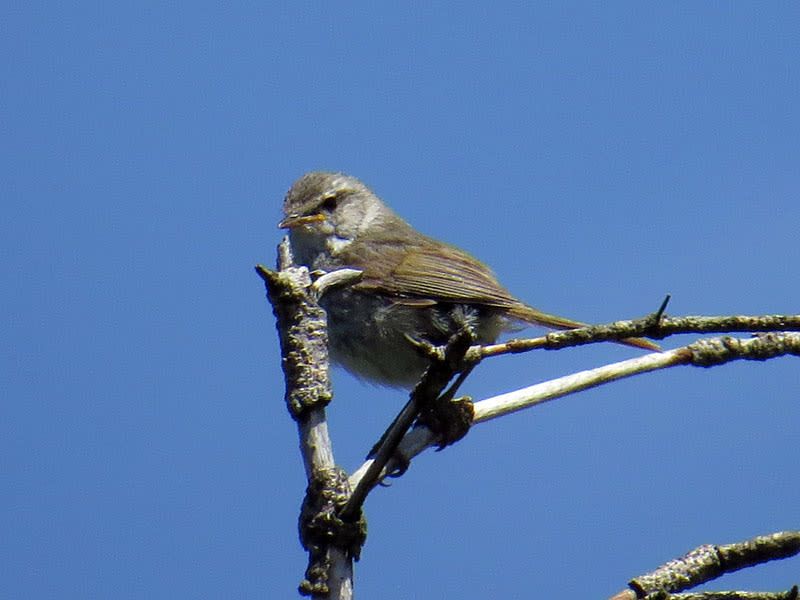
<box><xmin>280</xmin><ymin>171</ymin><xmax>657</xmax><ymax>387</ymax></box>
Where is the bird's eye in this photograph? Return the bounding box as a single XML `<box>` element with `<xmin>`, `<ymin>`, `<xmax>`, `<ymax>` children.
<box><xmin>320</xmin><ymin>195</ymin><xmax>338</xmax><ymax>211</ymax></box>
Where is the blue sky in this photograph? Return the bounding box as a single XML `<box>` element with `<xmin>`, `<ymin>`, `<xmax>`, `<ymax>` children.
<box><xmin>3</xmin><ymin>3</ymin><xmax>799</xmax><ymax>598</ymax></box>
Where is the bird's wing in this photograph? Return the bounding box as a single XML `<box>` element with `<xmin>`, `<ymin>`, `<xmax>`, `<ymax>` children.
<box><xmin>346</xmin><ymin>235</ymin><xmax>520</xmax><ymax>309</ymax></box>
<box><xmin>342</xmin><ymin>233</ymin><xmax>661</xmax><ymax>350</ymax></box>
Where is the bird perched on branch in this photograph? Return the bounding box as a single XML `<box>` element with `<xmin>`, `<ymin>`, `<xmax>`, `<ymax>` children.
<box><xmin>279</xmin><ymin>171</ymin><xmax>657</xmax><ymax>387</ymax></box>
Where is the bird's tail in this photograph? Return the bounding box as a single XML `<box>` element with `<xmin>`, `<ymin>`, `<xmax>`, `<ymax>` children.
<box><xmin>508</xmin><ymin>304</ymin><xmax>660</xmax><ymax>351</ymax></box>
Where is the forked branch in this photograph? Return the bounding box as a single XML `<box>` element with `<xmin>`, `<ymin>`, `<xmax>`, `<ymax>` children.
<box><xmin>258</xmin><ymin>257</ymin><xmax>798</xmax><ymax>598</ymax></box>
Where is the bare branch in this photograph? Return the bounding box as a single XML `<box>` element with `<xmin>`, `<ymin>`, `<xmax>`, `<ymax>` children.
<box><xmin>261</xmin><ymin>242</ymin><xmax>799</xmax><ymax>598</ymax></box>
<box><xmin>351</xmin><ymin>332</ymin><xmax>800</xmax><ymax>486</ymax></box>
<box><xmin>613</xmin><ymin>587</ymin><xmax>798</xmax><ymax>600</ymax></box>
<box><xmin>609</xmin><ymin>531</ymin><xmax>800</xmax><ymax>599</ymax></box>
<box><xmin>255</xmin><ymin>248</ymin><xmax>333</xmax><ymax>476</ymax></box>
<box><xmin>478</xmin><ymin>314</ymin><xmax>800</xmax><ymax>360</ymax></box>
<box><xmin>478</xmin><ymin>332</ymin><xmax>800</xmax><ymax>422</ymax></box>
<box><xmin>256</xmin><ymin>241</ymin><xmax>361</xmax><ymax>599</ymax></box>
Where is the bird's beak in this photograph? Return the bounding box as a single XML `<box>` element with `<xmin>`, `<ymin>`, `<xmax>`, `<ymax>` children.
<box><xmin>278</xmin><ymin>213</ymin><xmax>326</xmax><ymax>229</ymax></box>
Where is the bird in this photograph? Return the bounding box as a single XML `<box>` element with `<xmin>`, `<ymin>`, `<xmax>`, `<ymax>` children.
<box><xmin>279</xmin><ymin>171</ymin><xmax>657</xmax><ymax>387</ymax></box>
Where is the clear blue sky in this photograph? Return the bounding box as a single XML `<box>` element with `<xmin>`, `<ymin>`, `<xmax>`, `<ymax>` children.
<box><xmin>3</xmin><ymin>3</ymin><xmax>798</xmax><ymax>598</ymax></box>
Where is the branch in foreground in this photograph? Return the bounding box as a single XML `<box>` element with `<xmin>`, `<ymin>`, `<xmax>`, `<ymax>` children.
<box><xmin>350</xmin><ymin>332</ymin><xmax>800</xmax><ymax>487</ymax></box>
<box><xmin>608</xmin><ymin>530</ymin><xmax>800</xmax><ymax>599</ymax></box>
<box><xmin>256</xmin><ymin>243</ymin><xmax>362</xmax><ymax>599</ymax></box>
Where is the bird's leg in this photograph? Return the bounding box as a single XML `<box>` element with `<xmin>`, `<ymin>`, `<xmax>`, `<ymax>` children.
<box><xmin>366</xmin><ymin>322</ymin><xmax>477</xmax><ymax>474</ymax></box>
<box><xmin>413</xmin><ymin>318</ymin><xmax>477</xmax><ymax>450</ymax></box>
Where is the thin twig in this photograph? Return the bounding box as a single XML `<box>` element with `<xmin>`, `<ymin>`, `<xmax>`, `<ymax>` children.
<box><xmin>340</xmin><ymin>328</ymin><xmax>474</xmax><ymax>521</ymax></box>
<box><xmin>478</xmin><ymin>314</ymin><xmax>800</xmax><ymax>359</ymax></box>
<box><xmin>350</xmin><ymin>332</ymin><xmax>800</xmax><ymax>487</ymax></box>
